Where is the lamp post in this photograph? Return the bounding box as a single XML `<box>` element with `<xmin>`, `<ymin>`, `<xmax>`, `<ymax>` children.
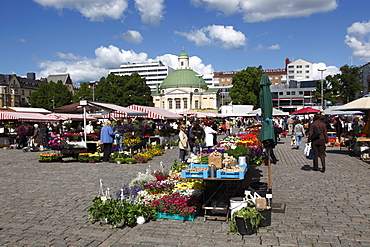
<box><xmin>196</xmin><ymin>74</ymin><xmax>203</xmax><ymax>110</ymax></box>
<box><xmin>318</xmin><ymin>68</ymin><xmax>326</xmax><ymax>110</ymax></box>
<box><xmin>89</xmin><ymin>81</ymin><xmax>96</xmax><ymax>102</ymax></box>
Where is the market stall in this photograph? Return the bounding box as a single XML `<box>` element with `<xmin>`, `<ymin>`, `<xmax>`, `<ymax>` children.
<box><xmin>127</xmin><ymin>105</ymin><xmax>183</xmax><ymax>120</ymax></box>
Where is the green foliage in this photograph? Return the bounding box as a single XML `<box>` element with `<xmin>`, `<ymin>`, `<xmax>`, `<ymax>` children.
<box><xmin>73</xmin><ymin>82</ymin><xmax>93</xmax><ymax>103</ymax></box>
<box><xmin>322</xmin><ymin>65</ymin><xmax>363</xmax><ymax>104</ymax></box>
<box><xmin>229</xmin><ymin>66</ymin><xmax>264</xmax><ymax>107</ymax></box>
<box><xmin>95</xmin><ymin>73</ymin><xmax>153</xmax><ymax>107</ymax></box>
<box><xmin>30</xmin><ymin>81</ymin><xmax>73</xmax><ymax>110</ymax></box>
<box><xmin>87</xmin><ymin>196</ymin><xmax>156</xmax><ymax>228</ymax></box>
<box><xmin>229</xmin><ymin>206</ymin><xmax>264</xmax><ymax>235</ymax></box>
<box><xmin>226</xmin><ymin>145</ymin><xmax>250</xmax><ymax>159</ymax></box>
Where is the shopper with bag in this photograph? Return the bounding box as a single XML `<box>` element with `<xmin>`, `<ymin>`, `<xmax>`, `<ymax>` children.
<box><xmin>308</xmin><ymin>114</ymin><xmax>328</xmax><ymax>172</ymax></box>
<box><xmin>178</xmin><ymin>125</ymin><xmax>188</xmax><ymax>163</ymax></box>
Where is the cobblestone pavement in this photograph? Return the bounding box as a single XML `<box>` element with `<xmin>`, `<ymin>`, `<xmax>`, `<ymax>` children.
<box><xmin>0</xmin><ymin>135</ymin><xmax>369</xmax><ymax>246</ymax></box>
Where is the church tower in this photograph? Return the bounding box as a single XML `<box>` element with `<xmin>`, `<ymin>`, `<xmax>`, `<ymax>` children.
<box><xmin>178</xmin><ymin>47</ymin><xmax>189</xmax><ymax>69</ymax></box>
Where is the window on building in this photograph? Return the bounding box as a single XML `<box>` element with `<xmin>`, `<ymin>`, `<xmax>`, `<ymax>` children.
<box><xmin>297</xmin><ymin>65</ymin><xmax>302</xmax><ymax>68</ymax></box>
<box><xmin>297</xmin><ymin>71</ymin><xmax>302</xmax><ymax>74</ymax></box>
<box><xmin>299</xmin><ymin>91</ymin><xmax>303</xmax><ymax>95</ymax></box>
<box><xmin>275</xmin><ymin>76</ymin><xmax>279</xmax><ymax>79</ymax></box>
<box><xmin>168</xmin><ymin>99</ymin><xmax>173</xmax><ymax>109</ymax></box>
<box><xmin>289</xmin><ymin>76</ymin><xmax>294</xmax><ymax>79</ymax></box>
<box><xmin>305</xmin><ymin>65</ymin><xmax>310</xmax><ymax>68</ymax></box>
<box><xmin>305</xmin><ymin>70</ymin><xmax>310</xmax><ymax>73</ymax></box>
<box><xmin>292</xmin><ymin>91</ymin><xmax>295</xmax><ymax>95</ymax></box>
<box><xmin>306</xmin><ymin>76</ymin><xmax>310</xmax><ymax>79</ymax></box>
<box><xmin>181</xmin><ymin>62</ymin><xmax>184</xmax><ymax>66</ymax></box>
<box><xmin>288</xmin><ymin>65</ymin><xmax>294</xmax><ymax>68</ymax></box>
<box><xmin>162</xmin><ymin>101</ymin><xmax>165</xmax><ymax>108</ymax></box>
<box><xmin>175</xmin><ymin>99</ymin><xmax>181</xmax><ymax>109</ymax></box>
<box><xmin>195</xmin><ymin>100</ymin><xmax>199</xmax><ymax>109</ymax></box>
<box><xmin>288</xmin><ymin>70</ymin><xmax>294</xmax><ymax>74</ymax></box>
<box><xmin>183</xmin><ymin>98</ymin><xmax>187</xmax><ymax>108</ymax></box>
<box><xmin>287</xmin><ymin>92</ymin><xmax>291</xmax><ymax>95</ymax></box>
<box><xmin>279</xmin><ymin>92</ymin><xmax>283</xmax><ymax>95</ymax></box>
<box><xmin>22</xmin><ymin>90</ymin><xmax>24</xmax><ymax>95</ymax></box>
<box><xmin>194</xmin><ymin>89</ymin><xmax>199</xmax><ymax>93</ymax></box>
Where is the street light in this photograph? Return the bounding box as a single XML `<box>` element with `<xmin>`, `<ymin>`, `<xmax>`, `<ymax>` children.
<box><xmin>196</xmin><ymin>74</ymin><xmax>203</xmax><ymax>109</ymax></box>
<box><xmin>89</xmin><ymin>81</ymin><xmax>96</xmax><ymax>102</ymax></box>
<box><xmin>318</xmin><ymin>68</ymin><xmax>326</xmax><ymax>110</ymax></box>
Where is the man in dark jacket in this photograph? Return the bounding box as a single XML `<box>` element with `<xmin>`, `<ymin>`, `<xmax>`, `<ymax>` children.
<box><xmin>308</xmin><ymin>114</ymin><xmax>328</xmax><ymax>172</ymax></box>
<box><xmin>17</xmin><ymin>122</ymin><xmax>27</xmax><ymax>148</ymax></box>
<box><xmin>189</xmin><ymin>122</ymin><xmax>205</xmax><ymax>155</ymax></box>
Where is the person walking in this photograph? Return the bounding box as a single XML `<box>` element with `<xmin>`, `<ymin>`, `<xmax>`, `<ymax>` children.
<box><xmin>100</xmin><ymin>120</ymin><xmax>116</xmax><ymax>162</ymax></box>
<box><xmin>287</xmin><ymin>116</ymin><xmax>294</xmax><ymax>134</ymax></box>
<box><xmin>178</xmin><ymin>125</ymin><xmax>188</xmax><ymax>163</ymax></box>
<box><xmin>308</xmin><ymin>114</ymin><xmax>328</xmax><ymax>172</ymax></box>
<box><xmin>17</xmin><ymin>122</ymin><xmax>27</xmax><ymax>148</ymax></box>
<box><xmin>40</xmin><ymin>123</ymin><xmax>49</xmax><ymax>149</ymax></box>
<box><xmin>294</xmin><ymin>120</ymin><xmax>305</xmax><ymax>149</ymax></box>
<box><xmin>32</xmin><ymin>124</ymin><xmax>43</xmax><ymax>149</ymax></box>
<box><xmin>204</xmin><ymin>122</ymin><xmax>217</xmax><ymax>149</ymax></box>
<box><xmin>189</xmin><ymin>121</ymin><xmax>205</xmax><ymax>155</ymax></box>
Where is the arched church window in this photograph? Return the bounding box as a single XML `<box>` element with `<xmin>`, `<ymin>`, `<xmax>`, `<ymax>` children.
<box><xmin>168</xmin><ymin>99</ymin><xmax>173</xmax><ymax>109</ymax></box>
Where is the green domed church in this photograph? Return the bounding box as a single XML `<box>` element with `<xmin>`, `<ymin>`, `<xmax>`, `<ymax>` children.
<box><xmin>152</xmin><ymin>48</ymin><xmax>219</xmax><ymax>112</ymax></box>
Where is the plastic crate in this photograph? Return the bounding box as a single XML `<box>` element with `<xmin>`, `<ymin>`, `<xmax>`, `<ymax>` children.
<box><xmin>181</xmin><ymin>163</ymin><xmax>210</xmax><ymax>179</ymax></box>
<box><xmin>216</xmin><ymin>164</ymin><xmax>248</xmax><ymax>179</ymax></box>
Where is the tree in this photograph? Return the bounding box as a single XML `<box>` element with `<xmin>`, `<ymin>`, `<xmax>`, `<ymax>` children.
<box><xmin>30</xmin><ymin>81</ymin><xmax>73</xmax><ymax>110</ymax></box>
<box><xmin>73</xmin><ymin>82</ymin><xmax>93</xmax><ymax>103</ymax></box>
<box><xmin>229</xmin><ymin>66</ymin><xmax>264</xmax><ymax>107</ymax></box>
<box><xmin>324</xmin><ymin>65</ymin><xmax>363</xmax><ymax>104</ymax></box>
<box><xmin>95</xmin><ymin>73</ymin><xmax>153</xmax><ymax>106</ymax></box>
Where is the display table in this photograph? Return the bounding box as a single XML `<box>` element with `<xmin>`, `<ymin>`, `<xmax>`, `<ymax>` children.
<box><xmin>202</xmin><ymin>178</ymin><xmax>245</xmax><ymax>223</ymax></box>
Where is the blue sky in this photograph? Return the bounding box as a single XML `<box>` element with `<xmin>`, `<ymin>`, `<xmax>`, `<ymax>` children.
<box><xmin>1</xmin><ymin>0</ymin><xmax>370</xmax><ymax>83</ymax></box>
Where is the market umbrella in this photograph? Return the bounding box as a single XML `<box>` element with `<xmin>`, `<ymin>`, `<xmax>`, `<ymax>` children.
<box><xmin>257</xmin><ymin>74</ymin><xmax>276</xmax><ymax>193</ymax></box>
<box><xmin>290</xmin><ymin>107</ymin><xmax>321</xmax><ymax>115</ymax></box>
<box><xmin>335</xmin><ymin>94</ymin><xmax>370</xmax><ymax>111</ymax></box>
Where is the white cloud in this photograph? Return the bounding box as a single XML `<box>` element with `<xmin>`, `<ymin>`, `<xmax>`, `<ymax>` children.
<box><xmin>33</xmin><ymin>0</ymin><xmax>128</xmax><ymax>21</ymax></box>
<box><xmin>345</xmin><ymin>20</ymin><xmax>370</xmax><ymax>62</ymax></box>
<box><xmin>176</xmin><ymin>25</ymin><xmax>247</xmax><ymax>50</ymax></box>
<box><xmin>267</xmin><ymin>44</ymin><xmax>281</xmax><ymax>50</ymax></box>
<box><xmin>19</xmin><ymin>38</ymin><xmax>27</xmax><ymax>44</ymax></box>
<box><xmin>121</xmin><ymin>30</ymin><xmax>143</xmax><ymax>44</ymax></box>
<box><xmin>56</xmin><ymin>52</ymin><xmax>82</xmax><ymax>60</ymax></box>
<box><xmin>191</xmin><ymin>0</ymin><xmax>338</xmax><ymax>22</ymax></box>
<box><xmin>38</xmin><ymin>45</ymin><xmax>214</xmax><ymax>82</ymax></box>
<box><xmin>150</xmin><ymin>54</ymin><xmax>214</xmax><ymax>76</ymax></box>
<box><xmin>312</xmin><ymin>62</ymin><xmax>340</xmax><ymax>80</ymax></box>
<box><xmin>134</xmin><ymin>0</ymin><xmax>165</xmax><ymax>25</ymax></box>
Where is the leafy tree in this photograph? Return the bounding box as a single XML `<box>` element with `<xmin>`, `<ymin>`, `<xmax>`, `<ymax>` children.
<box><xmin>323</xmin><ymin>65</ymin><xmax>363</xmax><ymax>104</ymax></box>
<box><xmin>73</xmin><ymin>82</ymin><xmax>93</xmax><ymax>103</ymax></box>
<box><xmin>229</xmin><ymin>66</ymin><xmax>263</xmax><ymax>107</ymax></box>
<box><xmin>30</xmin><ymin>81</ymin><xmax>73</xmax><ymax>110</ymax></box>
<box><xmin>95</xmin><ymin>73</ymin><xmax>152</xmax><ymax>107</ymax></box>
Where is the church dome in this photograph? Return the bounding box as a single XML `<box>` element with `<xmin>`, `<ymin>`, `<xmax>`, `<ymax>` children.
<box><xmin>160</xmin><ymin>69</ymin><xmax>207</xmax><ymax>89</ymax></box>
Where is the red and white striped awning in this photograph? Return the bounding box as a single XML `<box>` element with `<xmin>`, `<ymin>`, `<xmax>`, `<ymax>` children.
<box><xmin>0</xmin><ymin>111</ymin><xmax>59</xmax><ymax>122</ymax></box>
<box><xmin>46</xmin><ymin>113</ymin><xmax>98</xmax><ymax>121</ymax></box>
<box><xmin>127</xmin><ymin>105</ymin><xmax>183</xmax><ymax>120</ymax></box>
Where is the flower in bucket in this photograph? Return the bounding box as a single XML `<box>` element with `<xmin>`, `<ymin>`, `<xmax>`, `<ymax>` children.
<box><xmin>144</xmin><ymin>180</ymin><xmax>175</xmax><ymax>194</ymax></box>
<box><xmin>147</xmin><ymin>192</ymin><xmax>199</xmax><ymax>216</ymax></box>
<box><xmin>39</xmin><ymin>153</ymin><xmax>61</xmax><ymax>161</ymax></box>
<box><xmin>88</xmin><ymin>153</ymin><xmax>101</xmax><ymax>161</ymax></box>
<box><xmin>78</xmin><ymin>153</ymin><xmax>90</xmax><ymax>162</ymax></box>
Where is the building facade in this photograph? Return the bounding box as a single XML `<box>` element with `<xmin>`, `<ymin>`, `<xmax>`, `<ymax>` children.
<box><xmin>47</xmin><ymin>73</ymin><xmax>77</xmax><ymax>95</ymax></box>
<box><xmin>286</xmin><ymin>58</ymin><xmax>313</xmax><ymax>81</ymax></box>
<box><xmin>358</xmin><ymin>62</ymin><xmax>370</xmax><ymax>98</ymax></box>
<box><xmin>152</xmin><ymin>49</ymin><xmax>218</xmax><ymax>113</ymax></box>
<box><xmin>109</xmin><ymin>61</ymin><xmax>175</xmax><ymax>92</ymax></box>
<box><xmin>0</xmin><ymin>73</ymin><xmax>44</xmax><ymax>108</ymax></box>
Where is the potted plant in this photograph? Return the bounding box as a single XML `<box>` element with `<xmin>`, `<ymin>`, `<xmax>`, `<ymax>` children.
<box><xmin>78</xmin><ymin>153</ymin><xmax>90</xmax><ymax>162</ymax></box>
<box><xmin>125</xmin><ymin>158</ymin><xmax>136</xmax><ymax>164</ymax></box>
<box><xmin>229</xmin><ymin>206</ymin><xmax>265</xmax><ymax>235</ymax></box>
<box><xmin>88</xmin><ymin>153</ymin><xmax>101</xmax><ymax>163</ymax></box>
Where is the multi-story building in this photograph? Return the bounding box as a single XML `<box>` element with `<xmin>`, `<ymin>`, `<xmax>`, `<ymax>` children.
<box><xmin>271</xmin><ymin>80</ymin><xmax>319</xmax><ymax>112</ymax></box>
<box><xmin>109</xmin><ymin>61</ymin><xmax>175</xmax><ymax>91</ymax></box>
<box><xmin>358</xmin><ymin>62</ymin><xmax>370</xmax><ymax>98</ymax></box>
<box><xmin>0</xmin><ymin>73</ymin><xmax>44</xmax><ymax>108</ymax></box>
<box><xmin>264</xmin><ymin>69</ymin><xmax>287</xmax><ymax>85</ymax></box>
<box><xmin>286</xmin><ymin>58</ymin><xmax>313</xmax><ymax>81</ymax></box>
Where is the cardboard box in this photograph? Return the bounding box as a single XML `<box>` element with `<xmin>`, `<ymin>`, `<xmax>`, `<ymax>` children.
<box><xmin>208</xmin><ymin>155</ymin><xmax>222</xmax><ymax>169</ymax></box>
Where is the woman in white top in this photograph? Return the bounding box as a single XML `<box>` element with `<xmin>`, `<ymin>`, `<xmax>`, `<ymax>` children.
<box><xmin>204</xmin><ymin>122</ymin><xmax>217</xmax><ymax>148</ymax></box>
